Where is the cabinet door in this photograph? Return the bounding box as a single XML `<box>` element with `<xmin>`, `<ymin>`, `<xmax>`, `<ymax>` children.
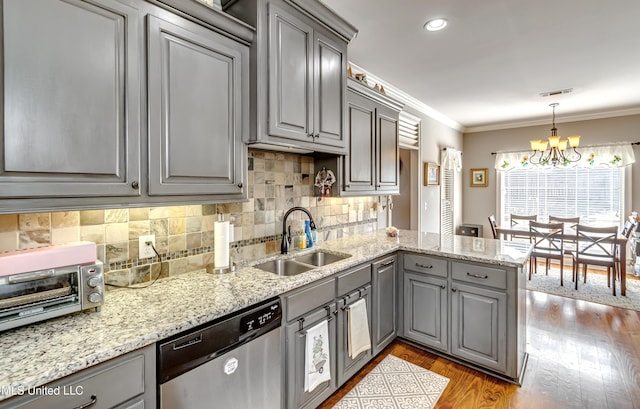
<box><xmin>343</xmin><ymin>91</ymin><xmax>375</xmax><ymax>192</ymax></box>
<box><xmin>451</xmin><ymin>282</ymin><xmax>507</xmax><ymax>373</ymax></box>
<box><xmin>376</xmin><ymin>105</ymin><xmax>399</xmax><ymax>193</ymax></box>
<box><xmin>285</xmin><ymin>304</ymin><xmax>337</xmax><ymax>409</ymax></box>
<box><xmin>372</xmin><ymin>256</ymin><xmax>397</xmax><ymax>354</ymax></box>
<box><xmin>313</xmin><ymin>31</ymin><xmax>346</xmax><ymax>150</ymax></box>
<box><xmin>0</xmin><ymin>0</ymin><xmax>140</xmax><ymax>198</ymax></box>
<box><xmin>403</xmin><ymin>272</ymin><xmax>448</xmax><ymax>352</ymax></box>
<box><xmin>336</xmin><ymin>286</ymin><xmax>372</xmax><ymax>385</ymax></box>
<box><xmin>268</xmin><ymin>3</ymin><xmax>314</xmax><ymax>142</ymax></box>
<box><xmin>147</xmin><ymin>13</ymin><xmax>246</xmax><ymax>196</ymax></box>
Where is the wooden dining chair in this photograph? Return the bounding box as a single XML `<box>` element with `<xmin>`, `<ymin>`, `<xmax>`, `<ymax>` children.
<box><xmin>529</xmin><ymin>221</ymin><xmax>565</xmax><ymax>284</ymax></box>
<box><xmin>510</xmin><ymin>213</ymin><xmax>537</xmax><ymax>241</ymax></box>
<box><xmin>572</xmin><ymin>224</ymin><xmax>618</xmax><ymax>295</ymax></box>
<box><xmin>549</xmin><ymin>216</ymin><xmax>580</xmax><ymax>275</ymax></box>
<box><xmin>488</xmin><ymin>215</ymin><xmax>498</xmax><ymax>239</ymax></box>
<box><xmin>615</xmin><ymin>220</ymin><xmax>635</xmax><ymax>279</ymax></box>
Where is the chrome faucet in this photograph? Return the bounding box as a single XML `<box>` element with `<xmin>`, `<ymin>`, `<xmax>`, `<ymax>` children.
<box><xmin>281</xmin><ymin>207</ymin><xmax>316</xmax><ymax>254</ymax></box>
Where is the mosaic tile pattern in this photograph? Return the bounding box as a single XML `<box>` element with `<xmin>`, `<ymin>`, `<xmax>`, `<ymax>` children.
<box><xmin>0</xmin><ymin>150</ymin><xmax>380</xmax><ymax>285</ymax></box>
<box><xmin>332</xmin><ymin>355</ymin><xmax>450</xmax><ymax>409</ymax></box>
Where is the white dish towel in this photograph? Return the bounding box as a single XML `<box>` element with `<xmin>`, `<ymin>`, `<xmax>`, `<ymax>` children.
<box><xmin>348</xmin><ymin>298</ymin><xmax>371</xmax><ymax>359</ymax></box>
<box><xmin>304</xmin><ymin>319</ymin><xmax>331</xmax><ymax>393</ymax></box>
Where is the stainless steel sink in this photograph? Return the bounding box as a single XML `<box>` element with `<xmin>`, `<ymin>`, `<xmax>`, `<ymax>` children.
<box><xmin>292</xmin><ymin>251</ymin><xmax>350</xmax><ymax>267</ymax></box>
<box><xmin>253</xmin><ymin>259</ymin><xmax>313</xmax><ymax>276</ymax></box>
<box><xmin>253</xmin><ymin>250</ymin><xmax>351</xmax><ymax>276</ymax></box>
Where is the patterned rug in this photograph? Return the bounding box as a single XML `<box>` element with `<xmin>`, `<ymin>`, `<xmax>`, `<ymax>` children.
<box><xmin>332</xmin><ymin>354</ymin><xmax>449</xmax><ymax>409</ymax></box>
<box><xmin>526</xmin><ymin>267</ymin><xmax>640</xmax><ymax>310</ymax></box>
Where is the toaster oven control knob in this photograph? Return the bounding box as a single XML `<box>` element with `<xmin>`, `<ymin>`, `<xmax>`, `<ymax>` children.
<box><xmin>88</xmin><ymin>277</ymin><xmax>102</xmax><ymax>288</ymax></box>
<box><xmin>88</xmin><ymin>292</ymin><xmax>102</xmax><ymax>304</ymax></box>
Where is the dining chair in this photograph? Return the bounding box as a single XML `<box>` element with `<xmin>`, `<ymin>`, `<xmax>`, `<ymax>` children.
<box><xmin>510</xmin><ymin>214</ymin><xmax>537</xmax><ymax>241</ymax></box>
<box><xmin>488</xmin><ymin>215</ymin><xmax>498</xmax><ymax>239</ymax></box>
<box><xmin>549</xmin><ymin>216</ymin><xmax>580</xmax><ymax>275</ymax></box>
<box><xmin>572</xmin><ymin>224</ymin><xmax>618</xmax><ymax>295</ymax></box>
<box><xmin>615</xmin><ymin>220</ymin><xmax>635</xmax><ymax>279</ymax></box>
<box><xmin>528</xmin><ymin>221</ymin><xmax>565</xmax><ymax>284</ymax></box>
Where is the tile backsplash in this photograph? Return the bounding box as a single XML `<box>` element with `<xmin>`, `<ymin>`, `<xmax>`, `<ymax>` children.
<box><xmin>0</xmin><ymin>150</ymin><xmax>379</xmax><ymax>286</ymax></box>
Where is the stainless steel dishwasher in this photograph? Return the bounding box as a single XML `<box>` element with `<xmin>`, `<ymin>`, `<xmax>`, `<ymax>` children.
<box><xmin>158</xmin><ymin>298</ymin><xmax>282</xmax><ymax>409</ymax></box>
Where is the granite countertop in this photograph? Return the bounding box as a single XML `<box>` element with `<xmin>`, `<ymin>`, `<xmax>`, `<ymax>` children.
<box><xmin>0</xmin><ymin>230</ymin><xmax>531</xmax><ymax>401</ymax></box>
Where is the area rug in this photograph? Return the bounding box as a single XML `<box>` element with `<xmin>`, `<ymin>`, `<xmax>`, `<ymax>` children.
<box><xmin>526</xmin><ymin>268</ymin><xmax>640</xmax><ymax>310</ymax></box>
<box><xmin>332</xmin><ymin>354</ymin><xmax>449</xmax><ymax>409</ymax></box>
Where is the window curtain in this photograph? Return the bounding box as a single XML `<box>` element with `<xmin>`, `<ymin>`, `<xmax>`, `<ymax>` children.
<box><xmin>494</xmin><ymin>143</ymin><xmax>635</xmax><ymax>171</ymax></box>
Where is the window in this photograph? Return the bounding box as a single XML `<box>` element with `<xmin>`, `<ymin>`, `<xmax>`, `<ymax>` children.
<box><xmin>500</xmin><ymin>166</ymin><xmax>623</xmax><ymax>226</ymax></box>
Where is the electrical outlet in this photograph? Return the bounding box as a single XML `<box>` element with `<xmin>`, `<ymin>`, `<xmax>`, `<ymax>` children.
<box><xmin>139</xmin><ymin>234</ymin><xmax>156</xmax><ymax>259</ymax></box>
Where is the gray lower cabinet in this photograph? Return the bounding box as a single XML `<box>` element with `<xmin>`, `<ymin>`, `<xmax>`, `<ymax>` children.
<box><xmin>223</xmin><ymin>0</ymin><xmax>357</xmax><ymax>154</ymax></box>
<box><xmin>282</xmin><ymin>261</ymin><xmax>375</xmax><ymax>409</ymax></box>
<box><xmin>371</xmin><ymin>255</ymin><xmax>396</xmax><ymax>355</ymax></box>
<box><xmin>335</xmin><ymin>263</ymin><xmax>373</xmax><ymax>385</ymax></box>
<box><xmin>0</xmin><ymin>0</ymin><xmax>141</xmax><ymax>199</ymax></box>
<box><xmin>283</xmin><ymin>278</ymin><xmax>337</xmax><ymax>409</ymax></box>
<box><xmin>403</xmin><ymin>272</ymin><xmax>448</xmax><ymax>352</ymax></box>
<box><xmin>0</xmin><ymin>345</ymin><xmax>155</xmax><ymax>409</ymax></box>
<box><xmin>450</xmin><ymin>282</ymin><xmax>507</xmax><ymax>373</ymax></box>
<box><xmin>400</xmin><ymin>252</ymin><xmax>525</xmax><ymax>383</ymax></box>
<box><xmin>147</xmin><ymin>9</ymin><xmax>247</xmax><ymax>196</ymax></box>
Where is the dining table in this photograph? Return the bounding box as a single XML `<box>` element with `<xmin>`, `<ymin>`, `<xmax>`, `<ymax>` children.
<box><xmin>495</xmin><ymin>226</ymin><xmax>629</xmax><ymax>296</ymax></box>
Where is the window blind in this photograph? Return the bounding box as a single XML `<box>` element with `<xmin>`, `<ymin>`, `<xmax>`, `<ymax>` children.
<box><xmin>500</xmin><ymin>166</ymin><xmax>623</xmax><ymax>227</ymax></box>
<box><xmin>398</xmin><ymin>111</ymin><xmax>420</xmax><ymax>150</ymax></box>
<box><xmin>441</xmin><ymin>167</ymin><xmax>454</xmax><ymax>236</ymax></box>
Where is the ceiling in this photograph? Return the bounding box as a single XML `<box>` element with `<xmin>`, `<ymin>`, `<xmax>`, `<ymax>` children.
<box><xmin>320</xmin><ymin>0</ymin><xmax>640</xmax><ymax>132</ymax></box>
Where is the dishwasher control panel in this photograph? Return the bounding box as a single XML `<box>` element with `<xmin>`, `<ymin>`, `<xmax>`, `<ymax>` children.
<box><xmin>240</xmin><ymin>302</ymin><xmax>281</xmax><ymax>332</ymax></box>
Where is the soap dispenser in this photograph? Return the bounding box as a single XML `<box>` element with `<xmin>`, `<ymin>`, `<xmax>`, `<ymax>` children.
<box><xmin>304</xmin><ymin>219</ymin><xmax>313</xmax><ymax>248</ymax></box>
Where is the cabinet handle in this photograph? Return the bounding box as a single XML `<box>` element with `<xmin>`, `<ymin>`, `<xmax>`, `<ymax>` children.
<box><xmin>131</xmin><ymin>181</ymin><xmax>139</xmax><ymax>189</ymax></box>
<box><xmin>416</xmin><ymin>263</ymin><xmax>433</xmax><ymax>269</ymax></box>
<box><xmin>440</xmin><ymin>284</ymin><xmax>446</xmax><ymax>290</ymax></box>
<box><xmin>308</xmin><ymin>133</ymin><xmax>314</xmax><ymax>138</ymax></box>
<box><xmin>380</xmin><ymin>260</ymin><xmax>395</xmax><ymax>267</ymax></box>
<box><xmin>467</xmin><ymin>272</ymin><xmax>489</xmax><ymax>279</ymax></box>
<box><xmin>314</xmin><ymin>134</ymin><xmax>320</xmax><ymax>139</ymax></box>
<box><xmin>451</xmin><ymin>287</ymin><xmax>458</xmax><ymax>292</ymax></box>
<box><xmin>345</xmin><ymin>184</ymin><xmax>351</xmax><ymax>188</ymax></box>
<box><xmin>74</xmin><ymin>395</ymin><xmax>97</xmax><ymax>409</ymax></box>
<box><xmin>237</xmin><ymin>183</ymin><xmax>243</xmax><ymax>188</ymax></box>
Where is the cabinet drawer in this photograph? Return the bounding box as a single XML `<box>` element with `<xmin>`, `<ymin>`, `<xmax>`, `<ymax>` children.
<box><xmin>284</xmin><ymin>278</ymin><xmax>335</xmax><ymax>321</ymax></box>
<box><xmin>404</xmin><ymin>254</ymin><xmax>447</xmax><ymax>278</ymax></box>
<box><xmin>451</xmin><ymin>261</ymin><xmax>507</xmax><ymax>290</ymax></box>
<box><xmin>336</xmin><ymin>264</ymin><xmax>371</xmax><ymax>296</ymax></box>
<box><xmin>0</xmin><ymin>349</ymin><xmax>146</xmax><ymax>409</ymax></box>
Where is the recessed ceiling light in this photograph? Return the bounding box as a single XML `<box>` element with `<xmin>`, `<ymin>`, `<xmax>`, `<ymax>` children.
<box><xmin>424</xmin><ymin>18</ymin><xmax>448</xmax><ymax>32</ymax></box>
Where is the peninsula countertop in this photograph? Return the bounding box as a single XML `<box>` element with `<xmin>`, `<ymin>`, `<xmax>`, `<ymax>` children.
<box><xmin>0</xmin><ymin>230</ymin><xmax>532</xmax><ymax>401</ymax></box>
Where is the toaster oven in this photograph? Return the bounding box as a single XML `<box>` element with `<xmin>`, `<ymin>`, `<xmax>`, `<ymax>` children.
<box><xmin>0</xmin><ymin>242</ymin><xmax>104</xmax><ymax>332</ymax></box>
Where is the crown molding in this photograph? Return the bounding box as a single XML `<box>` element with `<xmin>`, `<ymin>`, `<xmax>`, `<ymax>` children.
<box><xmin>348</xmin><ymin>62</ymin><xmax>465</xmax><ymax>132</ymax></box>
<box><xmin>465</xmin><ymin>107</ymin><xmax>640</xmax><ymax>133</ymax></box>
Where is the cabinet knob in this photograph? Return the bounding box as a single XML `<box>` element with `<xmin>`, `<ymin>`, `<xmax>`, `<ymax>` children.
<box><xmin>314</xmin><ymin>134</ymin><xmax>320</xmax><ymax>139</ymax></box>
<box><xmin>440</xmin><ymin>284</ymin><xmax>446</xmax><ymax>290</ymax></box>
<box><xmin>237</xmin><ymin>183</ymin><xmax>243</xmax><ymax>188</ymax></box>
<box><xmin>345</xmin><ymin>184</ymin><xmax>351</xmax><ymax>188</ymax></box>
<box><xmin>451</xmin><ymin>287</ymin><xmax>458</xmax><ymax>292</ymax></box>
<box><xmin>131</xmin><ymin>181</ymin><xmax>139</xmax><ymax>189</ymax></box>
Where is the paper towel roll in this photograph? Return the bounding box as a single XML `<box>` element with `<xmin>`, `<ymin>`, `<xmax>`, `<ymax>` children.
<box><xmin>214</xmin><ymin>221</ymin><xmax>230</xmax><ymax>269</ymax></box>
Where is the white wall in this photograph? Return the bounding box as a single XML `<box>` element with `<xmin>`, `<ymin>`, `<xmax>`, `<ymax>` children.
<box><xmin>403</xmin><ymin>106</ymin><xmax>463</xmax><ymax>233</ymax></box>
<box><xmin>462</xmin><ymin>114</ymin><xmax>640</xmax><ymax>237</ymax></box>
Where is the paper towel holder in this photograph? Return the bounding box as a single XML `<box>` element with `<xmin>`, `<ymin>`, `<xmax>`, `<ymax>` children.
<box><xmin>209</xmin><ymin>213</ymin><xmax>232</xmax><ymax>274</ymax></box>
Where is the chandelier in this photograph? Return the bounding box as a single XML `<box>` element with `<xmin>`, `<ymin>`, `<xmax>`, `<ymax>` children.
<box><xmin>529</xmin><ymin>103</ymin><xmax>581</xmax><ymax>166</ymax></box>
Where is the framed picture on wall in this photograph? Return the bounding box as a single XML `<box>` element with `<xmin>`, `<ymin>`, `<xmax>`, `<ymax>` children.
<box><xmin>424</xmin><ymin>162</ymin><xmax>440</xmax><ymax>186</ymax></box>
<box><xmin>470</xmin><ymin>168</ymin><xmax>488</xmax><ymax>187</ymax></box>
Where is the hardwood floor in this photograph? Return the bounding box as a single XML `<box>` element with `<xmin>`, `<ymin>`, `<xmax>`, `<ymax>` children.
<box><xmin>318</xmin><ymin>289</ymin><xmax>640</xmax><ymax>409</ymax></box>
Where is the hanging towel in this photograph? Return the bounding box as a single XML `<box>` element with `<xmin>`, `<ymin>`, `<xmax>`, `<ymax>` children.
<box><xmin>348</xmin><ymin>298</ymin><xmax>371</xmax><ymax>359</ymax></box>
<box><xmin>304</xmin><ymin>319</ymin><xmax>331</xmax><ymax>393</ymax></box>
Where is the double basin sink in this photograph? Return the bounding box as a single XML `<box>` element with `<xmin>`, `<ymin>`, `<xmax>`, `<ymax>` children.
<box><xmin>253</xmin><ymin>249</ymin><xmax>351</xmax><ymax>276</ymax></box>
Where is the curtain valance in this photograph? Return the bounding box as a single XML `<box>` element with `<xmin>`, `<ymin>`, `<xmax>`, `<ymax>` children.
<box><xmin>442</xmin><ymin>148</ymin><xmax>462</xmax><ymax>171</ymax></box>
<box><xmin>494</xmin><ymin>143</ymin><xmax>636</xmax><ymax>171</ymax></box>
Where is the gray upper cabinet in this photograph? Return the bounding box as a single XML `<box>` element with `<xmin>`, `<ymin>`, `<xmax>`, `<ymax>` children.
<box><xmin>223</xmin><ymin>0</ymin><xmax>357</xmax><ymax>154</ymax></box>
<box><xmin>0</xmin><ymin>0</ymin><xmax>253</xmax><ymax>212</ymax></box>
<box><xmin>341</xmin><ymin>79</ymin><xmax>402</xmax><ymax>196</ymax></box>
<box><xmin>147</xmin><ymin>12</ymin><xmax>247</xmax><ymax>196</ymax></box>
<box><xmin>0</xmin><ymin>0</ymin><xmax>141</xmax><ymax>199</ymax></box>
